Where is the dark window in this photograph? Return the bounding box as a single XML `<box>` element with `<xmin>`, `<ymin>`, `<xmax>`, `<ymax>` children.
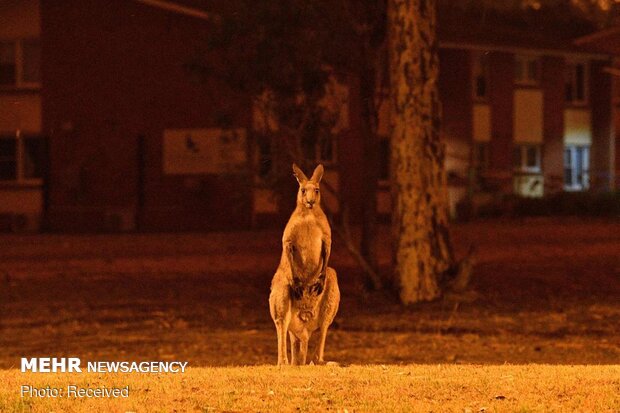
<box><xmin>514</xmin><ymin>145</ymin><xmax>541</xmax><ymax>172</ymax></box>
<box><xmin>0</xmin><ymin>42</ymin><xmax>16</xmax><ymax>86</ymax></box>
<box><xmin>379</xmin><ymin>138</ymin><xmax>390</xmax><ymax>181</ymax></box>
<box><xmin>24</xmin><ymin>136</ymin><xmax>45</xmax><ymax>179</ymax></box>
<box><xmin>318</xmin><ymin>133</ymin><xmax>333</xmax><ymax>162</ymax></box>
<box><xmin>257</xmin><ymin>136</ymin><xmax>272</xmax><ymax>178</ymax></box>
<box><xmin>575</xmin><ymin>64</ymin><xmax>585</xmax><ymax>102</ymax></box>
<box><xmin>301</xmin><ymin>118</ymin><xmax>336</xmax><ymax>164</ymax></box>
<box><xmin>0</xmin><ymin>135</ymin><xmax>45</xmax><ymax>181</ymax></box>
<box><xmin>473</xmin><ymin>142</ymin><xmax>489</xmax><ymax>188</ymax></box>
<box><xmin>22</xmin><ymin>39</ymin><xmax>40</xmax><ymax>84</ymax></box>
<box><xmin>564</xmin><ymin>148</ymin><xmax>573</xmax><ymax>186</ymax></box>
<box><xmin>0</xmin><ymin>139</ymin><xmax>17</xmax><ymax>180</ymax></box>
<box><xmin>301</xmin><ymin>129</ymin><xmax>315</xmax><ymax>161</ymax></box>
<box><xmin>565</xmin><ymin>82</ymin><xmax>573</xmax><ymax>102</ymax></box>
<box><xmin>473</xmin><ymin>52</ymin><xmax>489</xmax><ymax>100</ymax></box>
<box><xmin>513</xmin><ymin>147</ymin><xmax>521</xmax><ymax>169</ymax></box>
<box><xmin>527</xmin><ymin>59</ymin><xmax>539</xmax><ymax>81</ymax></box>
<box><xmin>526</xmin><ymin>146</ymin><xmax>538</xmax><ymax>168</ymax></box>
<box><xmin>565</xmin><ymin>62</ymin><xmax>587</xmax><ymax>105</ymax></box>
<box><xmin>515</xmin><ymin>55</ymin><xmax>540</xmax><ymax>85</ymax></box>
<box><xmin>476</xmin><ymin>77</ymin><xmax>486</xmax><ymax>99</ymax></box>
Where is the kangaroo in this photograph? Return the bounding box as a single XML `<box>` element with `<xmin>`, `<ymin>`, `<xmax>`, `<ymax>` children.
<box><xmin>269</xmin><ymin>163</ymin><xmax>340</xmax><ymax>366</ymax></box>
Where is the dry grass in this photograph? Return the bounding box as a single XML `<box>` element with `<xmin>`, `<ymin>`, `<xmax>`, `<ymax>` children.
<box><xmin>1</xmin><ymin>219</ymin><xmax>619</xmax><ymax>368</ymax></box>
<box><xmin>0</xmin><ymin>365</ymin><xmax>618</xmax><ymax>412</ymax></box>
<box><xmin>0</xmin><ymin>219</ymin><xmax>618</xmax><ymax>411</ymax></box>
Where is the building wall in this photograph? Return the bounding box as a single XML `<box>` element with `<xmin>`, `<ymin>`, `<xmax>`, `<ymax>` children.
<box><xmin>542</xmin><ymin>56</ymin><xmax>565</xmax><ymax>192</ymax></box>
<box><xmin>590</xmin><ymin>59</ymin><xmax>615</xmax><ymax>191</ymax></box>
<box><xmin>488</xmin><ymin>52</ymin><xmax>515</xmax><ymax>192</ymax></box>
<box><xmin>40</xmin><ymin>0</ymin><xmax>252</xmax><ymax>231</ymax></box>
<box><xmin>439</xmin><ymin>48</ymin><xmax>473</xmax><ymax>216</ymax></box>
<box><xmin>0</xmin><ymin>0</ymin><xmax>43</xmax><ymax>232</ymax></box>
<box><xmin>338</xmin><ymin>74</ymin><xmax>366</xmax><ymax>223</ymax></box>
<box><xmin>615</xmin><ymin>66</ymin><xmax>620</xmax><ymax>188</ymax></box>
<box><xmin>5</xmin><ymin>1</ymin><xmax>616</xmax><ymax>232</ymax></box>
<box><xmin>0</xmin><ymin>0</ymin><xmax>40</xmax><ymax>38</ymax></box>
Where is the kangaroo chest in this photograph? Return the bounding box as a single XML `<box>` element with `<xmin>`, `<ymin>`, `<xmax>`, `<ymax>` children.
<box><xmin>287</xmin><ymin>216</ymin><xmax>325</xmax><ymax>276</ymax></box>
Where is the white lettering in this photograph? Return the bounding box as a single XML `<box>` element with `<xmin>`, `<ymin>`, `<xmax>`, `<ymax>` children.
<box><xmin>68</xmin><ymin>357</ymin><xmax>82</xmax><ymax>372</ymax></box>
<box><xmin>39</xmin><ymin>358</ymin><xmax>50</xmax><ymax>372</ymax></box>
<box><xmin>67</xmin><ymin>385</ymin><xmax>129</xmax><ymax>398</ymax></box>
<box><xmin>21</xmin><ymin>358</ymin><xmax>37</xmax><ymax>372</ymax></box>
<box><xmin>20</xmin><ymin>385</ymin><xmax>62</xmax><ymax>398</ymax></box>
<box><xmin>21</xmin><ymin>358</ymin><xmax>81</xmax><ymax>373</ymax></box>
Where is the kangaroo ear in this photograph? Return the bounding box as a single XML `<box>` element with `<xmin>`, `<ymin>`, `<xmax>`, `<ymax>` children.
<box><xmin>292</xmin><ymin>163</ymin><xmax>308</xmax><ymax>184</ymax></box>
<box><xmin>310</xmin><ymin>164</ymin><xmax>324</xmax><ymax>183</ymax></box>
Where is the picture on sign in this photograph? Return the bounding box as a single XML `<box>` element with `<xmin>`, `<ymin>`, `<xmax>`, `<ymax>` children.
<box><xmin>163</xmin><ymin>128</ymin><xmax>247</xmax><ymax>174</ymax></box>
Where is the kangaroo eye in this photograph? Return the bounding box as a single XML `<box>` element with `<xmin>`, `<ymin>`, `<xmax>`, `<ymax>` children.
<box><xmin>301</xmin><ymin>188</ymin><xmax>306</xmax><ymax>194</ymax></box>
<box><xmin>315</xmin><ymin>189</ymin><xmax>319</xmax><ymax>194</ymax></box>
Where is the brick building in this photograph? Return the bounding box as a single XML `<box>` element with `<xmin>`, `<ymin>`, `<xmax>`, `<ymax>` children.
<box><xmin>0</xmin><ymin>0</ymin><xmax>617</xmax><ymax>232</ymax></box>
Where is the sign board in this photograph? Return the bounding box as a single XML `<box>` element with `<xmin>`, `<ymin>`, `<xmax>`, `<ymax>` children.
<box><xmin>163</xmin><ymin>128</ymin><xmax>247</xmax><ymax>174</ymax></box>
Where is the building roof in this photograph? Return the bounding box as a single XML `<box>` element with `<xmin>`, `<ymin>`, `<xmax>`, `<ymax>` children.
<box><xmin>437</xmin><ymin>3</ymin><xmax>607</xmax><ymax>56</ymax></box>
<box><xmin>131</xmin><ymin>0</ymin><xmax>614</xmax><ymax>57</ymax></box>
<box><xmin>573</xmin><ymin>26</ymin><xmax>620</xmax><ymax>55</ymax></box>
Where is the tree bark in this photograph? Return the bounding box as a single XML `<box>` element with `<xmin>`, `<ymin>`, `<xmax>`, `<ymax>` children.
<box><xmin>388</xmin><ymin>0</ymin><xmax>454</xmax><ymax>303</ymax></box>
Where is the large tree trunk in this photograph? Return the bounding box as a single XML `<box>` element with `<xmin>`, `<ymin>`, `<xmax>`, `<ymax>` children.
<box><xmin>388</xmin><ymin>0</ymin><xmax>454</xmax><ymax>303</ymax></box>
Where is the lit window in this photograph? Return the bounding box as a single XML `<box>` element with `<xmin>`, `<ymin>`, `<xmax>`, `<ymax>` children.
<box><xmin>0</xmin><ymin>39</ymin><xmax>41</xmax><ymax>88</ymax></box>
<box><xmin>565</xmin><ymin>61</ymin><xmax>588</xmax><ymax>105</ymax></box>
<box><xmin>515</xmin><ymin>55</ymin><xmax>540</xmax><ymax>86</ymax></box>
<box><xmin>514</xmin><ymin>144</ymin><xmax>541</xmax><ymax>173</ymax></box>
<box><xmin>564</xmin><ymin>145</ymin><xmax>589</xmax><ymax>190</ymax></box>
<box><xmin>472</xmin><ymin>51</ymin><xmax>489</xmax><ymax>100</ymax></box>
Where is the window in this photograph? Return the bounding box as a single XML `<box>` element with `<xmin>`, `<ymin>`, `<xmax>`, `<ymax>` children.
<box><xmin>564</xmin><ymin>145</ymin><xmax>589</xmax><ymax>190</ymax></box>
<box><xmin>0</xmin><ymin>133</ymin><xmax>45</xmax><ymax>183</ymax></box>
<box><xmin>515</xmin><ymin>55</ymin><xmax>540</xmax><ymax>86</ymax></box>
<box><xmin>472</xmin><ymin>142</ymin><xmax>489</xmax><ymax>173</ymax></box>
<box><xmin>256</xmin><ymin>135</ymin><xmax>272</xmax><ymax>179</ymax></box>
<box><xmin>254</xmin><ymin>133</ymin><xmax>273</xmax><ymax>181</ymax></box>
<box><xmin>0</xmin><ymin>139</ymin><xmax>17</xmax><ymax>180</ymax></box>
<box><xmin>472</xmin><ymin>51</ymin><xmax>489</xmax><ymax>100</ymax></box>
<box><xmin>565</xmin><ymin>61</ymin><xmax>588</xmax><ymax>105</ymax></box>
<box><xmin>514</xmin><ymin>144</ymin><xmax>541</xmax><ymax>173</ymax></box>
<box><xmin>471</xmin><ymin>142</ymin><xmax>490</xmax><ymax>190</ymax></box>
<box><xmin>301</xmin><ymin>128</ymin><xmax>336</xmax><ymax>164</ymax></box>
<box><xmin>22</xmin><ymin>39</ymin><xmax>41</xmax><ymax>84</ymax></box>
<box><xmin>0</xmin><ymin>39</ymin><xmax>41</xmax><ymax>88</ymax></box>
<box><xmin>0</xmin><ymin>42</ymin><xmax>16</xmax><ymax>86</ymax></box>
<box><xmin>379</xmin><ymin>138</ymin><xmax>390</xmax><ymax>182</ymax></box>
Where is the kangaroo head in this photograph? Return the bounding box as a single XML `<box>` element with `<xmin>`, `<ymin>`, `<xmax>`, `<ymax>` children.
<box><xmin>292</xmin><ymin>163</ymin><xmax>324</xmax><ymax>210</ymax></box>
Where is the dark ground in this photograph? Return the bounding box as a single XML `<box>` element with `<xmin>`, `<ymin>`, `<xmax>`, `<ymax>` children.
<box><xmin>0</xmin><ymin>218</ymin><xmax>618</xmax><ymax>368</ymax></box>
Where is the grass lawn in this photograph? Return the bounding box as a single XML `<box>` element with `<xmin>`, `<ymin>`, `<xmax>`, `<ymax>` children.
<box><xmin>1</xmin><ymin>365</ymin><xmax>618</xmax><ymax>412</ymax></box>
<box><xmin>0</xmin><ymin>219</ymin><xmax>618</xmax><ymax>411</ymax></box>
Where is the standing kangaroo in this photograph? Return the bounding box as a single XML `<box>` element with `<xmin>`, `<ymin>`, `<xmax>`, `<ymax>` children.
<box><xmin>269</xmin><ymin>163</ymin><xmax>340</xmax><ymax>366</ymax></box>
